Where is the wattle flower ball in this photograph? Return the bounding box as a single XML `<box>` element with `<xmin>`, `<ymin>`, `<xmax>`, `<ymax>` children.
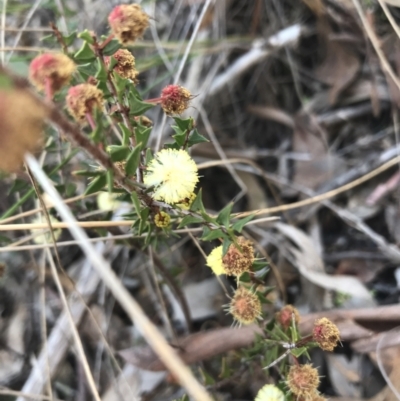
<box><xmin>255</xmin><ymin>384</ymin><xmax>285</xmax><ymax>401</ymax></box>
<box><xmin>143</xmin><ymin>149</ymin><xmax>199</xmax><ymax>204</ymax></box>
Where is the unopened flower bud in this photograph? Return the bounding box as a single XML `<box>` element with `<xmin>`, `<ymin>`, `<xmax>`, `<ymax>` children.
<box><xmin>108</xmin><ymin>4</ymin><xmax>149</xmax><ymax>45</ymax></box>
<box><xmin>106</xmin><ymin>49</ymin><xmax>138</xmax><ymax>82</ymax></box>
<box><xmin>313</xmin><ymin>317</ymin><xmax>340</xmax><ymax>351</ymax></box>
<box><xmin>154</xmin><ymin>211</ymin><xmax>170</xmax><ymax>228</ymax></box>
<box><xmin>276</xmin><ymin>304</ymin><xmax>300</xmax><ymax>329</ymax></box>
<box><xmin>66</xmin><ymin>83</ymin><xmax>104</xmax><ymax>124</ymax></box>
<box><xmin>287</xmin><ymin>364</ymin><xmax>320</xmax><ymax>398</ymax></box>
<box><xmin>222</xmin><ymin>236</ymin><xmax>254</xmax><ymax>276</ymax></box>
<box><xmin>29</xmin><ymin>53</ymin><xmax>75</xmax><ymax>94</ymax></box>
<box><xmin>135</xmin><ymin>115</ymin><xmax>153</xmax><ymax>127</ymax></box>
<box><xmin>0</xmin><ymin>89</ymin><xmax>47</xmax><ymax>172</ymax></box>
<box><xmin>160</xmin><ymin>84</ymin><xmax>191</xmax><ymax>115</ymax></box>
<box><xmin>228</xmin><ymin>286</ymin><xmax>261</xmax><ymax>325</ymax></box>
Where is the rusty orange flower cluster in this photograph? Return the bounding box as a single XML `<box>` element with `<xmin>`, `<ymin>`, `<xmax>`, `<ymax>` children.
<box><xmin>228</xmin><ymin>286</ymin><xmax>261</xmax><ymax>325</ymax></box>
<box><xmin>276</xmin><ymin>304</ymin><xmax>300</xmax><ymax>329</ymax></box>
<box><xmin>108</xmin><ymin>4</ymin><xmax>149</xmax><ymax>45</ymax></box>
<box><xmin>313</xmin><ymin>317</ymin><xmax>341</xmax><ymax>351</ymax></box>
<box><xmin>106</xmin><ymin>49</ymin><xmax>138</xmax><ymax>82</ymax></box>
<box><xmin>160</xmin><ymin>84</ymin><xmax>192</xmax><ymax>115</ymax></box>
<box><xmin>29</xmin><ymin>53</ymin><xmax>75</xmax><ymax>97</ymax></box>
<box><xmin>206</xmin><ymin>236</ymin><xmax>255</xmax><ymax>277</ymax></box>
<box><xmin>66</xmin><ymin>83</ymin><xmax>104</xmax><ymax>124</ymax></box>
<box><xmin>287</xmin><ymin>364</ymin><xmax>320</xmax><ymax>398</ymax></box>
<box><xmin>223</xmin><ymin>236</ymin><xmax>255</xmax><ymax>276</ymax></box>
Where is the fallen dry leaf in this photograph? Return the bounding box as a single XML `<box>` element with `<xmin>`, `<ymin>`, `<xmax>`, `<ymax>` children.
<box><xmin>315</xmin><ymin>18</ymin><xmax>360</xmax><ymax>105</ymax></box>
<box><xmin>373</xmin><ymin>343</ymin><xmax>400</xmax><ymax>401</ymax></box>
<box><xmin>275</xmin><ymin>223</ymin><xmax>374</xmax><ymax>302</ymax></box>
<box><xmin>292</xmin><ymin>111</ymin><xmax>343</xmax><ymax>190</ymax></box>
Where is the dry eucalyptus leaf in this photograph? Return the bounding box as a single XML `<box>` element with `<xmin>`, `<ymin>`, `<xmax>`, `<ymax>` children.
<box><xmin>292</xmin><ymin>112</ymin><xmax>343</xmax><ymax>190</ymax></box>
<box><xmin>315</xmin><ymin>19</ymin><xmax>360</xmax><ymax>105</ymax></box>
<box><xmin>326</xmin><ymin>353</ymin><xmax>362</xmax><ymax>397</ymax></box>
<box><xmin>375</xmin><ymin>328</ymin><xmax>400</xmax><ymax>401</ymax></box>
<box><xmin>275</xmin><ymin>223</ymin><xmax>374</xmax><ymax>302</ymax></box>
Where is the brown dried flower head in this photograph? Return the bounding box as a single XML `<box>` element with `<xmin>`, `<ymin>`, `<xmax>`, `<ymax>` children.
<box><xmin>29</xmin><ymin>53</ymin><xmax>75</xmax><ymax>94</ymax></box>
<box><xmin>66</xmin><ymin>84</ymin><xmax>104</xmax><ymax>124</ymax></box>
<box><xmin>302</xmin><ymin>392</ymin><xmax>327</xmax><ymax>401</ymax></box>
<box><xmin>154</xmin><ymin>211</ymin><xmax>170</xmax><ymax>228</ymax></box>
<box><xmin>229</xmin><ymin>286</ymin><xmax>261</xmax><ymax>325</ymax></box>
<box><xmin>276</xmin><ymin>304</ymin><xmax>300</xmax><ymax>329</ymax></box>
<box><xmin>0</xmin><ymin>89</ymin><xmax>47</xmax><ymax>172</ymax></box>
<box><xmin>108</xmin><ymin>4</ymin><xmax>149</xmax><ymax>45</ymax></box>
<box><xmin>106</xmin><ymin>49</ymin><xmax>138</xmax><ymax>82</ymax></box>
<box><xmin>222</xmin><ymin>236</ymin><xmax>254</xmax><ymax>276</ymax></box>
<box><xmin>160</xmin><ymin>84</ymin><xmax>191</xmax><ymax>115</ymax></box>
<box><xmin>287</xmin><ymin>364</ymin><xmax>320</xmax><ymax>398</ymax></box>
<box><xmin>313</xmin><ymin>317</ymin><xmax>340</xmax><ymax>351</ymax></box>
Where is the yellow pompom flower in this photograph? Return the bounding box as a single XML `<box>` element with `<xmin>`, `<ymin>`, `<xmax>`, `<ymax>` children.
<box><xmin>143</xmin><ymin>149</ymin><xmax>199</xmax><ymax>204</ymax></box>
<box><xmin>206</xmin><ymin>246</ymin><xmax>226</xmax><ymax>275</ymax></box>
<box><xmin>255</xmin><ymin>384</ymin><xmax>285</xmax><ymax>401</ymax></box>
<box><xmin>97</xmin><ymin>192</ymin><xmax>122</xmax><ymax>211</ymax></box>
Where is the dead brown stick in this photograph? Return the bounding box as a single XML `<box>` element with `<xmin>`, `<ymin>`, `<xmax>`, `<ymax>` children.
<box><xmin>119</xmin><ymin>304</ymin><xmax>400</xmax><ymax>371</ymax></box>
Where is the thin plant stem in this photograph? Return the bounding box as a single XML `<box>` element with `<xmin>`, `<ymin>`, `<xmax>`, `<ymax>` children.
<box><xmin>86</xmin><ymin>112</ymin><xmax>96</xmax><ymax>130</ymax></box>
<box><xmin>196</xmin><ymin>155</ymin><xmax>400</xmax><ymax>218</ymax></box>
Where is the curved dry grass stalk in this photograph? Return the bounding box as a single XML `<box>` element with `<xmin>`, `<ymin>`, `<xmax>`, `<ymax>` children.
<box><xmin>0</xmin><ymin>215</ymin><xmax>279</xmax><ymax>233</ymax></box>
<box><xmin>25</xmin><ymin>153</ymin><xmax>213</xmax><ymax>401</ymax></box>
<box><xmin>196</xmin><ymin>154</ymin><xmax>400</xmax><ymax>217</ymax></box>
<box><xmin>45</xmin><ymin>248</ymin><xmax>102</xmax><ymax>401</ymax></box>
<box><xmin>0</xmin><ymin>388</ymin><xmax>63</xmax><ymax>400</ymax></box>
<box><xmin>0</xmin><ymin>192</ymin><xmax>98</xmax><ymax>224</ymax></box>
